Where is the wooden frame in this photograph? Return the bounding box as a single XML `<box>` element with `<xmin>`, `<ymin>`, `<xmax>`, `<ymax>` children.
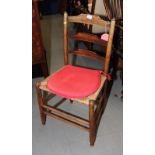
<box><xmin>32</xmin><ymin>0</ymin><xmax>49</xmax><ymax>77</ymax></box>
<box><xmin>35</xmin><ymin>12</ymin><xmax>116</xmax><ymax>146</ymax></box>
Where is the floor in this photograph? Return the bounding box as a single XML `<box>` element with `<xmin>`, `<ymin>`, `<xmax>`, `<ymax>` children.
<box><xmin>32</xmin><ymin>14</ymin><xmax>123</xmax><ymax>155</ymax></box>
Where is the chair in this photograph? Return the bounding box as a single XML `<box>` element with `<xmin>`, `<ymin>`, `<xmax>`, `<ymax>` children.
<box><xmin>35</xmin><ymin>12</ymin><xmax>116</xmax><ymax>146</ymax></box>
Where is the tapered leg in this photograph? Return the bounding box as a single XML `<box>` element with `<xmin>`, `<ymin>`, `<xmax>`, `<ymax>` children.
<box><xmin>35</xmin><ymin>82</ymin><xmax>46</xmax><ymax>125</ymax></box>
<box><xmin>89</xmin><ymin>100</ymin><xmax>96</xmax><ymax>146</ymax></box>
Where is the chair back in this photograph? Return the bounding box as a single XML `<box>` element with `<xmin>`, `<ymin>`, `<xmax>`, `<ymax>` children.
<box><xmin>64</xmin><ymin>12</ymin><xmax>116</xmax><ymax>73</ymax></box>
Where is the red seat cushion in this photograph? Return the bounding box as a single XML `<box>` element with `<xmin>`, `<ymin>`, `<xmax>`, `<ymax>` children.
<box><xmin>47</xmin><ymin>65</ymin><xmax>102</xmax><ymax>99</ymax></box>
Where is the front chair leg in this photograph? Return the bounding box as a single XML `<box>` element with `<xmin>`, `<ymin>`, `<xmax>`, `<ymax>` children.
<box><xmin>89</xmin><ymin>100</ymin><xmax>96</xmax><ymax>146</ymax></box>
<box><xmin>35</xmin><ymin>81</ymin><xmax>46</xmax><ymax>125</ymax></box>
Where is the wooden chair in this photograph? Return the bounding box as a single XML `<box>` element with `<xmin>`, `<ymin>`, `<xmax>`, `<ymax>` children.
<box><xmin>35</xmin><ymin>12</ymin><xmax>116</xmax><ymax>146</ymax></box>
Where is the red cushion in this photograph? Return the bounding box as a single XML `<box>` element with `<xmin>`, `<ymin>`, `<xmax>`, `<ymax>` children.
<box><xmin>47</xmin><ymin>65</ymin><xmax>101</xmax><ymax>99</ymax></box>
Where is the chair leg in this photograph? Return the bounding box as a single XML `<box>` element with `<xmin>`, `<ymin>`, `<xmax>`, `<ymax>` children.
<box><xmin>89</xmin><ymin>100</ymin><xmax>96</xmax><ymax>146</ymax></box>
<box><xmin>69</xmin><ymin>99</ymin><xmax>73</xmax><ymax>104</ymax></box>
<box><xmin>35</xmin><ymin>82</ymin><xmax>46</xmax><ymax>125</ymax></box>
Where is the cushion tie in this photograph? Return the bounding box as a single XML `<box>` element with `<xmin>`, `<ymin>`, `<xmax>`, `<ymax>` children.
<box><xmin>99</xmin><ymin>71</ymin><xmax>112</xmax><ymax>81</ymax></box>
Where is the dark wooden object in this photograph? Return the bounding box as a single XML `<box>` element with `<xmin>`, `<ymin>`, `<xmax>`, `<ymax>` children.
<box><xmin>113</xmin><ymin>22</ymin><xmax>123</xmax><ymax>80</ymax></box>
<box><xmin>103</xmin><ymin>0</ymin><xmax>123</xmax><ymax>20</ymax></box>
<box><xmin>36</xmin><ymin>13</ymin><xmax>116</xmax><ymax>146</ymax></box>
<box><xmin>32</xmin><ymin>0</ymin><xmax>49</xmax><ymax>77</ymax></box>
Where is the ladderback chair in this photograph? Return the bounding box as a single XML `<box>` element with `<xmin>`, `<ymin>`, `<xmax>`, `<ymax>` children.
<box><xmin>36</xmin><ymin>12</ymin><xmax>116</xmax><ymax>146</ymax></box>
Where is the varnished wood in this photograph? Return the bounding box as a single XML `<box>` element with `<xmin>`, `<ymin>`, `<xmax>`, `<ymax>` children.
<box><xmin>95</xmin><ymin>81</ymin><xmax>108</xmax><ymax>128</ymax></box>
<box><xmin>67</xmin><ymin>12</ymin><xmax>116</xmax><ymax>74</ymax></box>
<box><xmin>64</xmin><ymin>12</ymin><xmax>68</xmax><ymax>65</ymax></box>
<box><xmin>69</xmin><ymin>49</ymin><xmax>104</xmax><ymax>61</ymax></box>
<box><xmin>35</xmin><ymin>81</ymin><xmax>46</xmax><ymax>125</ymax></box>
<box><xmin>88</xmin><ymin>0</ymin><xmax>96</xmax><ymax>32</ymax></box>
<box><xmin>89</xmin><ymin>100</ymin><xmax>96</xmax><ymax>146</ymax></box>
<box><xmin>35</xmin><ymin>12</ymin><xmax>116</xmax><ymax>146</ymax></box>
<box><xmin>32</xmin><ymin>1</ymin><xmax>49</xmax><ymax>77</ymax></box>
<box><xmin>95</xmin><ymin>93</ymin><xmax>105</xmax><ymax>117</ymax></box>
<box><xmin>70</xmin><ymin>32</ymin><xmax>107</xmax><ymax>48</ymax></box>
<box><xmin>90</xmin><ymin>0</ymin><xmax>96</xmax><ymax>14</ymax></box>
<box><xmin>104</xmin><ymin>19</ymin><xmax>116</xmax><ymax>73</ymax></box>
<box><xmin>68</xmin><ymin>14</ymin><xmax>110</xmax><ymax>28</ymax></box>
<box><xmin>44</xmin><ymin>111</ymin><xmax>89</xmax><ymax>131</ymax></box>
<box><xmin>42</xmin><ymin>105</ymin><xmax>89</xmax><ymax>126</ymax></box>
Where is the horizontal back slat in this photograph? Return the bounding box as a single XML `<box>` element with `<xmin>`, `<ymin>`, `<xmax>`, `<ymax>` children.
<box><xmin>64</xmin><ymin>12</ymin><xmax>116</xmax><ymax>73</ymax></box>
<box><xmin>69</xmin><ymin>49</ymin><xmax>104</xmax><ymax>61</ymax></box>
<box><xmin>68</xmin><ymin>14</ymin><xmax>110</xmax><ymax>27</ymax></box>
<box><xmin>69</xmin><ymin>32</ymin><xmax>107</xmax><ymax>48</ymax></box>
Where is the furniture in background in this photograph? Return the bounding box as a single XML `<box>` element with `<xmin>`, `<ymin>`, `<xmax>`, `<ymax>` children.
<box><xmin>32</xmin><ymin>0</ymin><xmax>49</xmax><ymax>78</ymax></box>
<box><xmin>103</xmin><ymin>0</ymin><xmax>123</xmax><ymax>78</ymax></box>
<box><xmin>35</xmin><ymin>12</ymin><xmax>116</xmax><ymax>146</ymax></box>
<box><xmin>69</xmin><ymin>0</ymin><xmax>123</xmax><ymax>82</ymax></box>
<box><xmin>113</xmin><ymin>22</ymin><xmax>123</xmax><ymax>80</ymax></box>
<box><xmin>68</xmin><ymin>0</ymin><xmax>108</xmax><ymax>31</ymax></box>
<box><xmin>38</xmin><ymin>0</ymin><xmax>67</xmax><ymax>15</ymax></box>
<box><xmin>103</xmin><ymin>0</ymin><xmax>123</xmax><ymax>98</ymax></box>
<box><xmin>88</xmin><ymin>0</ymin><xmax>108</xmax><ymax>33</ymax></box>
<box><xmin>70</xmin><ymin>0</ymin><xmax>111</xmax><ymax>70</ymax></box>
<box><xmin>67</xmin><ymin>0</ymin><xmax>88</xmax><ymax>15</ymax></box>
<box><xmin>88</xmin><ymin>0</ymin><xmax>123</xmax><ymax>80</ymax></box>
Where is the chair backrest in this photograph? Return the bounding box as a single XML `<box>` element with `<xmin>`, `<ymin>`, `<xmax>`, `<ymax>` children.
<box><xmin>64</xmin><ymin>12</ymin><xmax>116</xmax><ymax>74</ymax></box>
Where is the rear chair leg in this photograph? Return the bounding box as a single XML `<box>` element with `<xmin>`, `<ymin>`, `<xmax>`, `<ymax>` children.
<box><xmin>35</xmin><ymin>82</ymin><xmax>46</xmax><ymax>125</ymax></box>
<box><xmin>89</xmin><ymin>100</ymin><xmax>96</xmax><ymax>146</ymax></box>
<box><xmin>70</xmin><ymin>99</ymin><xmax>73</xmax><ymax>104</ymax></box>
